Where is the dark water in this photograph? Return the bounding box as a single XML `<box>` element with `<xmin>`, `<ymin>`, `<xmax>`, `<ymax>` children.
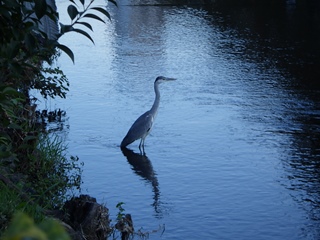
<box><xmin>49</xmin><ymin>1</ymin><xmax>320</xmax><ymax>239</ymax></box>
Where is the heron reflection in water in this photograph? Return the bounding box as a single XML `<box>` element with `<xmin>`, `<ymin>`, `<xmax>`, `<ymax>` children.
<box><xmin>121</xmin><ymin>147</ymin><xmax>162</xmax><ymax>216</ymax></box>
<box><xmin>120</xmin><ymin>76</ymin><xmax>176</xmax><ymax>151</ymax></box>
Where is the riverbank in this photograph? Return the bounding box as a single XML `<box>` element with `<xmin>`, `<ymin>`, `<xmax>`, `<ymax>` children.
<box><xmin>0</xmin><ymin>0</ymin><xmax>119</xmax><ymax>238</ymax></box>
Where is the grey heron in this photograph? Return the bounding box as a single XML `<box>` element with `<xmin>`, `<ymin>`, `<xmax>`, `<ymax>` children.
<box><xmin>120</xmin><ymin>76</ymin><xmax>176</xmax><ymax>150</ymax></box>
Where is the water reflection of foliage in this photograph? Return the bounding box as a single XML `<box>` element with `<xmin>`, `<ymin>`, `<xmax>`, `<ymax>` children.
<box><xmin>35</xmin><ymin>108</ymin><xmax>69</xmax><ymax>133</ymax></box>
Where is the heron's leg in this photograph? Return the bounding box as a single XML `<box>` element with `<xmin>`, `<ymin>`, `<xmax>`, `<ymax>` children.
<box><xmin>141</xmin><ymin>146</ymin><xmax>145</xmax><ymax>155</ymax></box>
<box><xmin>141</xmin><ymin>139</ymin><xmax>145</xmax><ymax>153</ymax></box>
<box><xmin>140</xmin><ymin>137</ymin><xmax>146</xmax><ymax>148</ymax></box>
<box><xmin>139</xmin><ymin>138</ymin><xmax>143</xmax><ymax>150</ymax></box>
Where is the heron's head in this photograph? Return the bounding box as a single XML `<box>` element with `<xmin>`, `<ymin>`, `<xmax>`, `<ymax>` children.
<box><xmin>155</xmin><ymin>76</ymin><xmax>177</xmax><ymax>84</ymax></box>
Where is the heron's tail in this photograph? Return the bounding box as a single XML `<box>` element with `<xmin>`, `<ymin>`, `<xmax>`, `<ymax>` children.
<box><xmin>120</xmin><ymin>135</ymin><xmax>132</xmax><ymax>148</ymax></box>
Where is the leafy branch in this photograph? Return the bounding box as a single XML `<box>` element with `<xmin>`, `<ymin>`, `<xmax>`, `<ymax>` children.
<box><xmin>56</xmin><ymin>0</ymin><xmax>117</xmax><ymax>63</ymax></box>
<box><xmin>116</xmin><ymin>202</ymin><xmax>125</xmax><ymax>221</ymax></box>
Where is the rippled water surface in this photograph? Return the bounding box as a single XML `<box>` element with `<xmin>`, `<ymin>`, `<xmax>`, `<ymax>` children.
<box><xmin>50</xmin><ymin>1</ymin><xmax>320</xmax><ymax>239</ymax></box>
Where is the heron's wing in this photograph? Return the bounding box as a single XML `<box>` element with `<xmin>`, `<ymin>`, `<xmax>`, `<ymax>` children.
<box><xmin>121</xmin><ymin>111</ymin><xmax>154</xmax><ymax>146</ymax></box>
<box><xmin>129</xmin><ymin>111</ymin><xmax>154</xmax><ymax>138</ymax></box>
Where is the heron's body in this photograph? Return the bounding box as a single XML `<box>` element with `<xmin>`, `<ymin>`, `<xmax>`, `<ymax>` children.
<box><xmin>121</xmin><ymin>110</ymin><xmax>155</xmax><ymax>148</ymax></box>
<box><xmin>120</xmin><ymin>76</ymin><xmax>176</xmax><ymax>150</ymax></box>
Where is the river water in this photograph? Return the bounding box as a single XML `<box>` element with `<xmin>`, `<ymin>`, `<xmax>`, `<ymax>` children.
<box><xmin>49</xmin><ymin>1</ymin><xmax>320</xmax><ymax>239</ymax></box>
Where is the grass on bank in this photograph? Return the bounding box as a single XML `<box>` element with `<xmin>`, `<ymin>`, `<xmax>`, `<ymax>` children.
<box><xmin>0</xmin><ymin>133</ymin><xmax>83</xmax><ymax>234</ymax></box>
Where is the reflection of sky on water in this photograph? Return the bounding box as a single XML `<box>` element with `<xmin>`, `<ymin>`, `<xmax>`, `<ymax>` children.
<box><xmin>52</xmin><ymin>1</ymin><xmax>320</xmax><ymax>239</ymax></box>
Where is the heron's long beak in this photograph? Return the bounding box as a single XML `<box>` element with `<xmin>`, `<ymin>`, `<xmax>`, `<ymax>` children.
<box><xmin>164</xmin><ymin>77</ymin><xmax>177</xmax><ymax>81</ymax></box>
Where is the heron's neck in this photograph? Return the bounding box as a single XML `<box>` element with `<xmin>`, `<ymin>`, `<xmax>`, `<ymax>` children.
<box><xmin>150</xmin><ymin>82</ymin><xmax>160</xmax><ymax>115</ymax></box>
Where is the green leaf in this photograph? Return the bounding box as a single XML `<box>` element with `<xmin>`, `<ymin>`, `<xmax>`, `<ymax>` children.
<box><xmin>82</xmin><ymin>13</ymin><xmax>105</xmax><ymax>24</ymax></box>
<box><xmin>116</xmin><ymin>202</ymin><xmax>125</xmax><ymax>208</ymax></box>
<box><xmin>38</xmin><ymin>218</ymin><xmax>71</xmax><ymax>240</ymax></box>
<box><xmin>2</xmin><ymin>87</ymin><xmax>21</xmax><ymax>96</ymax></box>
<box><xmin>56</xmin><ymin>44</ymin><xmax>75</xmax><ymax>63</ymax></box>
<box><xmin>69</xmin><ymin>0</ymin><xmax>78</xmax><ymax>6</ymax></box>
<box><xmin>23</xmin><ymin>135</ymin><xmax>38</xmax><ymax>142</ymax></box>
<box><xmin>108</xmin><ymin>0</ymin><xmax>118</xmax><ymax>7</ymax></box>
<box><xmin>7</xmin><ymin>123</ymin><xmax>23</xmax><ymax>130</ymax></box>
<box><xmin>59</xmin><ymin>23</ymin><xmax>74</xmax><ymax>34</ymax></box>
<box><xmin>25</xmin><ymin>33</ymin><xmax>36</xmax><ymax>51</ymax></box>
<box><xmin>67</xmin><ymin>4</ymin><xmax>79</xmax><ymax>21</ymax></box>
<box><xmin>34</xmin><ymin>0</ymin><xmax>48</xmax><ymax>19</ymax></box>
<box><xmin>2</xmin><ymin>212</ymin><xmax>71</xmax><ymax>240</ymax></box>
<box><xmin>75</xmin><ymin>21</ymin><xmax>93</xmax><ymax>31</ymax></box>
<box><xmin>72</xmin><ymin>28</ymin><xmax>95</xmax><ymax>44</ymax></box>
<box><xmin>91</xmin><ymin>7</ymin><xmax>111</xmax><ymax>21</ymax></box>
<box><xmin>8</xmin><ymin>41</ymin><xmax>20</xmax><ymax>59</ymax></box>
